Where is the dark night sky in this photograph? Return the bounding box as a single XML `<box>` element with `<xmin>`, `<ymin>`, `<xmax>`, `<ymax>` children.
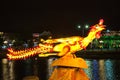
<box><xmin>0</xmin><ymin>0</ymin><xmax>120</xmax><ymax>36</ymax></box>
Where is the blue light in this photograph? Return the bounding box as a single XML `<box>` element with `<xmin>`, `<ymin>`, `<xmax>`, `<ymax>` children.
<box><xmin>2</xmin><ymin>45</ymin><xmax>7</xmax><ymax>49</ymax></box>
<box><xmin>92</xmin><ymin>60</ymin><xmax>99</xmax><ymax>80</ymax></box>
<box><xmin>105</xmin><ymin>59</ymin><xmax>115</xmax><ymax>80</ymax></box>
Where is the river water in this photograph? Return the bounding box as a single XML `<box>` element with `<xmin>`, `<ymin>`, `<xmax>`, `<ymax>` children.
<box><xmin>0</xmin><ymin>57</ymin><xmax>120</xmax><ymax>80</ymax></box>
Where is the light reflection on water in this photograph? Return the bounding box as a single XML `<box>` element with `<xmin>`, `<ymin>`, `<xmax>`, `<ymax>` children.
<box><xmin>99</xmin><ymin>60</ymin><xmax>106</xmax><ymax>80</ymax></box>
<box><xmin>1</xmin><ymin>59</ymin><xmax>15</xmax><ymax>80</ymax></box>
<box><xmin>0</xmin><ymin>58</ymin><xmax>120</xmax><ymax>80</ymax></box>
<box><xmin>92</xmin><ymin>60</ymin><xmax>99</xmax><ymax>80</ymax></box>
<box><xmin>105</xmin><ymin>59</ymin><xmax>115</xmax><ymax>80</ymax></box>
<box><xmin>84</xmin><ymin>60</ymin><xmax>93</xmax><ymax>79</ymax></box>
<box><xmin>84</xmin><ymin>59</ymin><xmax>116</xmax><ymax>80</ymax></box>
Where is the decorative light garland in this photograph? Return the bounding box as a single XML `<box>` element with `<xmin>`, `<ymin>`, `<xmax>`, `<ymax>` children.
<box><xmin>7</xmin><ymin>44</ymin><xmax>53</xmax><ymax>60</ymax></box>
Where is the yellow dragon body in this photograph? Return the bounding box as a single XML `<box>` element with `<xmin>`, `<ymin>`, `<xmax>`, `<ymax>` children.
<box><xmin>7</xmin><ymin>19</ymin><xmax>105</xmax><ymax>60</ymax></box>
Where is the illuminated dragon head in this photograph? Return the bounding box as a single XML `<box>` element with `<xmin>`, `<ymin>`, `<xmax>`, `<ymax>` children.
<box><xmin>89</xmin><ymin>19</ymin><xmax>106</xmax><ymax>39</ymax></box>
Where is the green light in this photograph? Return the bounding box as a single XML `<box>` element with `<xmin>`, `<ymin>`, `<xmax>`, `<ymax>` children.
<box><xmin>85</xmin><ymin>25</ymin><xmax>89</xmax><ymax>29</ymax></box>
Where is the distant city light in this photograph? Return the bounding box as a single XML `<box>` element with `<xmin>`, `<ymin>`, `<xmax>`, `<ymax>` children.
<box><xmin>106</xmin><ymin>30</ymin><xmax>110</xmax><ymax>32</ymax></box>
<box><xmin>0</xmin><ymin>32</ymin><xmax>4</xmax><ymax>35</ymax></box>
<box><xmin>77</xmin><ymin>25</ymin><xmax>81</xmax><ymax>28</ymax></box>
<box><xmin>2</xmin><ymin>45</ymin><xmax>7</xmax><ymax>49</ymax></box>
<box><xmin>33</xmin><ymin>33</ymin><xmax>40</xmax><ymax>37</ymax></box>
<box><xmin>85</xmin><ymin>25</ymin><xmax>89</xmax><ymax>29</ymax></box>
<box><xmin>77</xmin><ymin>25</ymin><xmax>89</xmax><ymax>29</ymax></box>
<box><xmin>3</xmin><ymin>41</ymin><xmax>8</xmax><ymax>44</ymax></box>
<box><xmin>12</xmin><ymin>40</ymin><xmax>16</xmax><ymax>43</ymax></box>
<box><xmin>9</xmin><ymin>44</ymin><xmax>13</xmax><ymax>47</ymax></box>
<box><xmin>99</xmin><ymin>40</ymin><xmax>104</xmax><ymax>43</ymax></box>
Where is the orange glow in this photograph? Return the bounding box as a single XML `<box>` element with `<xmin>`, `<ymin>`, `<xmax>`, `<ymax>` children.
<box><xmin>99</xmin><ymin>19</ymin><xmax>104</xmax><ymax>25</ymax></box>
<box><xmin>7</xmin><ymin>19</ymin><xmax>105</xmax><ymax>60</ymax></box>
